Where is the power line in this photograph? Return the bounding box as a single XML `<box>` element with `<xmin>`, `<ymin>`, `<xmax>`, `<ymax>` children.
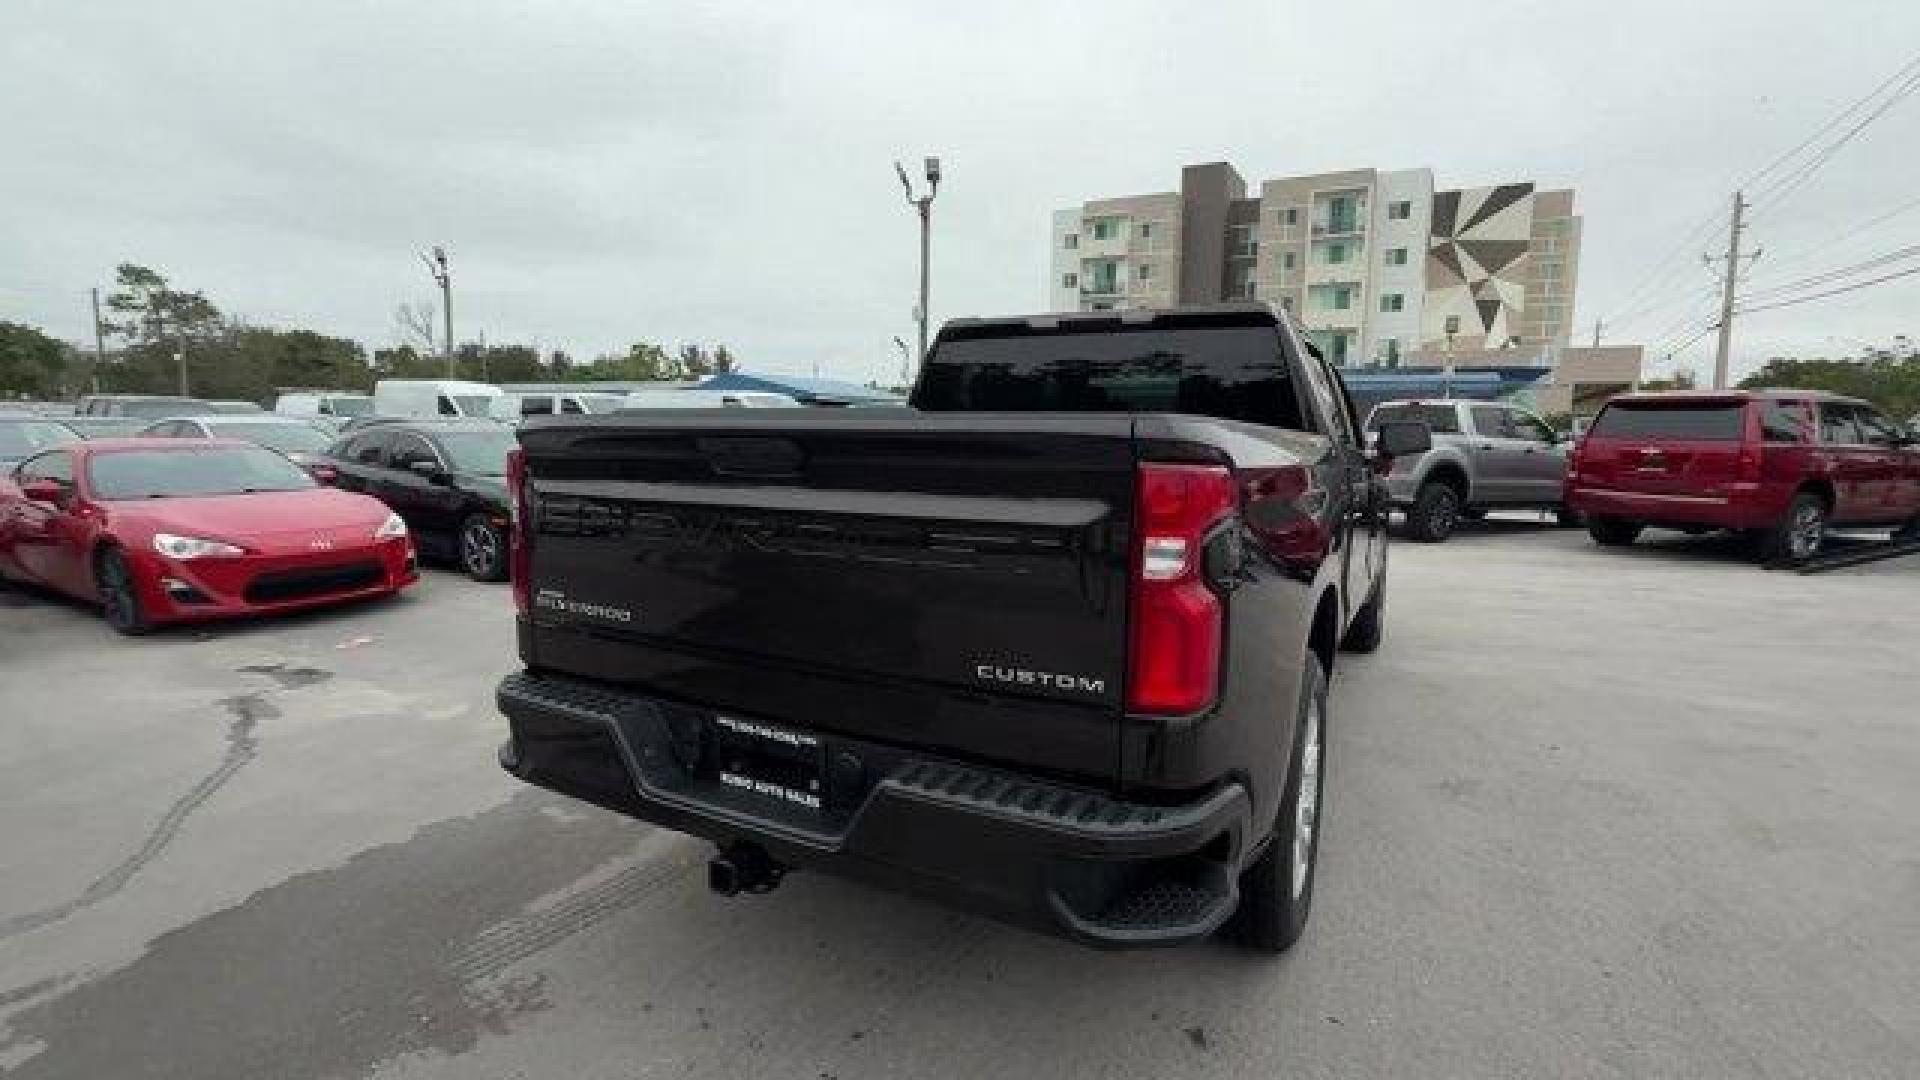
<box><xmin>1597</xmin><ymin>205</ymin><xmax>1729</xmax><ymax>327</ymax></box>
<box><xmin>1747</xmin><ymin>190</ymin><xmax>1920</xmax><ymax>280</ymax></box>
<box><xmin>1734</xmin><ymin>262</ymin><xmax>1920</xmax><ymax>315</ymax></box>
<box><xmin>1598</xmin><ymin>52</ymin><xmax>1920</xmax><ymax>330</ymax></box>
<box><xmin>1747</xmin><ymin>63</ymin><xmax>1920</xmax><ymax>224</ymax></box>
<box><xmin>1737</xmin><ymin>242</ymin><xmax>1920</xmax><ymax>302</ymax></box>
<box><xmin>1740</xmin><ymin>53</ymin><xmax>1920</xmax><ymax>196</ymax></box>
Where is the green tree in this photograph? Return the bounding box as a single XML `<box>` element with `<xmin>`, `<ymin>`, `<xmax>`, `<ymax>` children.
<box><xmin>711</xmin><ymin>345</ymin><xmax>737</xmax><ymax>375</ymax></box>
<box><xmin>588</xmin><ymin>341</ymin><xmax>683</xmax><ymax>382</ymax></box>
<box><xmin>1739</xmin><ymin>354</ymin><xmax>1920</xmax><ymax>419</ymax></box>
<box><xmin>0</xmin><ymin>321</ymin><xmax>72</xmax><ymax>399</ymax></box>
<box><xmin>100</xmin><ymin>263</ymin><xmax>225</xmax><ymax>394</ymax></box>
<box><xmin>678</xmin><ymin>344</ymin><xmax>713</xmax><ymax>377</ymax></box>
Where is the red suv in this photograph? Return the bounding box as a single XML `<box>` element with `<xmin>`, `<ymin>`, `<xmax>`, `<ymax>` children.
<box><xmin>1566</xmin><ymin>390</ymin><xmax>1920</xmax><ymax>563</ymax></box>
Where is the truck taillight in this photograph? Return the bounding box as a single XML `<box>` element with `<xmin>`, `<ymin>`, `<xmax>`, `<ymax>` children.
<box><xmin>507</xmin><ymin>445</ymin><xmax>530</xmax><ymax>614</ymax></box>
<box><xmin>1128</xmin><ymin>462</ymin><xmax>1236</xmax><ymax>715</ymax></box>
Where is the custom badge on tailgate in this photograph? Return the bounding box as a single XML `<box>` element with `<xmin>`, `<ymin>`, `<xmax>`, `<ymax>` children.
<box><xmin>533</xmin><ymin>588</ymin><xmax>634</xmax><ymax>623</ymax></box>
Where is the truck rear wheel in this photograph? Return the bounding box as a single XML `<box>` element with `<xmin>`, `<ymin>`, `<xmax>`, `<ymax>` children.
<box><xmin>1230</xmin><ymin>654</ymin><xmax>1327</xmax><ymax>953</ymax></box>
<box><xmin>1405</xmin><ymin>482</ymin><xmax>1461</xmax><ymax>543</ymax></box>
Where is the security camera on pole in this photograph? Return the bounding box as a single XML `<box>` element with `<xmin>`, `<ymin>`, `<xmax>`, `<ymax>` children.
<box><xmin>895</xmin><ymin>156</ymin><xmax>941</xmax><ymax>378</ymax></box>
<box><xmin>423</xmin><ymin>246</ymin><xmax>454</xmax><ymax>378</ymax></box>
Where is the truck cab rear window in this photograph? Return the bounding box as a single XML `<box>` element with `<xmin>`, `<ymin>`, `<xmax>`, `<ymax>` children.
<box><xmin>1589</xmin><ymin>403</ymin><xmax>1744</xmax><ymax>441</ymax></box>
<box><xmin>914</xmin><ymin>326</ymin><xmax>1306</xmax><ymax>430</ymax></box>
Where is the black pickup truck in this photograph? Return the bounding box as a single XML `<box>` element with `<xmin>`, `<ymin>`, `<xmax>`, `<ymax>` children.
<box><xmin>496</xmin><ymin>305</ymin><xmax>1428</xmax><ymax>951</ymax></box>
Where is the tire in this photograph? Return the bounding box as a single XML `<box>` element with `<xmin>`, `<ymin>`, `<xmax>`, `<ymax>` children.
<box><xmin>97</xmin><ymin>548</ymin><xmax>150</xmax><ymax>636</ymax></box>
<box><xmin>1405</xmin><ymin>482</ymin><xmax>1462</xmax><ymax>543</ymax></box>
<box><xmin>1230</xmin><ymin>654</ymin><xmax>1328</xmax><ymax>953</ymax></box>
<box><xmin>1894</xmin><ymin>514</ymin><xmax>1920</xmax><ymax>542</ymax></box>
<box><xmin>1759</xmin><ymin>490</ymin><xmax>1827</xmax><ymax>565</ymax></box>
<box><xmin>1554</xmin><ymin>505</ymin><xmax>1585</xmax><ymax>528</ymax></box>
<box><xmin>1587</xmin><ymin>516</ymin><xmax>1643</xmax><ymax>546</ymax></box>
<box><xmin>1340</xmin><ymin>574</ymin><xmax>1385</xmax><ymax>654</ymax></box>
<box><xmin>459</xmin><ymin>513</ymin><xmax>508</xmax><ymax>581</ymax></box>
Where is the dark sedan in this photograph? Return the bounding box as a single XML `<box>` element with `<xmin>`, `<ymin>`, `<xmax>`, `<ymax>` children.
<box><xmin>318</xmin><ymin>420</ymin><xmax>517</xmax><ymax>580</ymax></box>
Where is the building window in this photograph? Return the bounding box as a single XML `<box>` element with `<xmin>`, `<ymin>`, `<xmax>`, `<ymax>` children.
<box><xmin>1444</xmin><ymin>315</ymin><xmax>1462</xmax><ymax>335</ymax></box>
<box><xmin>1382</xmin><ymin>338</ymin><xmax>1401</xmax><ymax>367</ymax></box>
<box><xmin>1242</xmin><ymin>280</ymin><xmax>1258</xmax><ymax>299</ymax></box>
<box><xmin>1380</xmin><ymin>293</ymin><xmax>1404</xmax><ymax>313</ymax></box>
<box><xmin>1062</xmin><ymin>272</ymin><xmax>1077</xmax><ymax>288</ymax></box>
<box><xmin>1231</xmin><ymin>225</ymin><xmax>1257</xmax><ymax>259</ymax></box>
<box><xmin>1331</xmin><ymin>286</ymin><xmax>1352</xmax><ymax>310</ymax></box>
<box><xmin>1284</xmin><ymin>206</ymin><xmax>1299</xmax><ymax>225</ymax></box>
<box><xmin>1091</xmin><ymin>218</ymin><xmax>1118</xmax><ymax>240</ymax></box>
<box><xmin>1282</xmin><ymin>251</ymin><xmax>1296</xmax><ymax>270</ymax></box>
<box><xmin>1387</xmin><ymin>200</ymin><xmax>1412</xmax><ymax>220</ymax></box>
<box><xmin>1139</xmin><ymin>222</ymin><xmax>1154</xmax><ymax>240</ymax></box>
<box><xmin>1326</xmin><ymin>242</ymin><xmax>1348</xmax><ymax>265</ymax></box>
<box><xmin>1136</xmin><ymin>263</ymin><xmax>1152</xmax><ymax>282</ymax></box>
<box><xmin>1385</xmin><ymin>247</ymin><xmax>1408</xmax><ymax>266</ymax></box>
<box><xmin>1063</xmin><ymin>233</ymin><xmax>1079</xmax><ymax>250</ymax></box>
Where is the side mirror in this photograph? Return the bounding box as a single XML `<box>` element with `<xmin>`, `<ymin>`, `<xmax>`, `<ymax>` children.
<box><xmin>21</xmin><ymin>478</ymin><xmax>68</xmax><ymax>503</ymax></box>
<box><xmin>1374</xmin><ymin>420</ymin><xmax>1432</xmax><ymax>460</ymax></box>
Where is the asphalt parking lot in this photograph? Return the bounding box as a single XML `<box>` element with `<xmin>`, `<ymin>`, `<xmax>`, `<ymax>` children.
<box><xmin>2</xmin><ymin>526</ymin><xmax>1916</xmax><ymax>1079</ymax></box>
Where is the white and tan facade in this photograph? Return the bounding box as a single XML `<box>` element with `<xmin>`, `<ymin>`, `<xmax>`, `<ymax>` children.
<box><xmin>1049</xmin><ymin>161</ymin><xmax>1583</xmax><ymax>368</ymax></box>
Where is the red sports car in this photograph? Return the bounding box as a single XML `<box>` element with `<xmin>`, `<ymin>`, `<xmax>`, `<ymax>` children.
<box><xmin>0</xmin><ymin>438</ymin><xmax>418</xmax><ymax>634</ymax></box>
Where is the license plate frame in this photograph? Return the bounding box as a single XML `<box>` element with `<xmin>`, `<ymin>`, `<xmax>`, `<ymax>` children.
<box><xmin>709</xmin><ymin>714</ymin><xmax>826</xmax><ymax>815</ymax></box>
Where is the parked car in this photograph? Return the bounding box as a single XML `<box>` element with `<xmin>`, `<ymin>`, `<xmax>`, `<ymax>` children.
<box><xmin>318</xmin><ymin>419</ymin><xmax>518</xmax><ymax>580</ymax></box>
<box><xmin>62</xmin><ymin>416</ymin><xmax>155</xmax><ymax>439</ymax></box>
<box><xmin>1566</xmin><ymin>390</ymin><xmax>1920</xmax><ymax>563</ymax></box>
<box><xmin>274</xmin><ymin>391</ymin><xmax>375</xmax><ymax>421</ymax></box>
<box><xmin>0</xmin><ymin>417</ymin><xmax>80</xmax><ymax>464</ymax></box>
<box><xmin>496</xmin><ymin>304</ymin><xmax>1430</xmax><ymax>952</ymax></box>
<box><xmin>620</xmin><ymin>388</ymin><xmax>801</xmax><ymax>410</ymax></box>
<box><xmin>73</xmin><ymin>394</ymin><xmax>217</xmax><ymax>418</ymax></box>
<box><xmin>137</xmin><ymin>415</ymin><xmax>336</xmax><ymax>478</ymax></box>
<box><xmin>205</xmin><ymin>400</ymin><xmax>266</xmax><ymax>414</ymax></box>
<box><xmin>0</xmin><ymin>438</ymin><xmax>416</xmax><ymax>634</ymax></box>
<box><xmin>491</xmin><ymin>391</ymin><xmax>626</xmax><ymax>422</ymax></box>
<box><xmin>1363</xmin><ymin>399</ymin><xmax>1577</xmax><ymax>542</ymax></box>
<box><xmin>371</xmin><ymin>379</ymin><xmax>503</xmax><ymax>420</ymax></box>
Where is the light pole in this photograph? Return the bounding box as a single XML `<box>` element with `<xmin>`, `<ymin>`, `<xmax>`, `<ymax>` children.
<box><xmin>423</xmin><ymin>246</ymin><xmax>453</xmax><ymax>378</ymax></box>
<box><xmin>891</xmin><ymin>335</ymin><xmax>910</xmax><ymax>389</ymax></box>
<box><xmin>895</xmin><ymin>156</ymin><xmax>940</xmax><ymax>373</ymax></box>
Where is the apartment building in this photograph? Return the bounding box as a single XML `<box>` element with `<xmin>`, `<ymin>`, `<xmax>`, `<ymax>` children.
<box><xmin>1048</xmin><ymin>161</ymin><xmax>1582</xmax><ymax>367</ymax></box>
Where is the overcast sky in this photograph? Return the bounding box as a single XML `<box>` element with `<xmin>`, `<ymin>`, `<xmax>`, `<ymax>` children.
<box><xmin>2</xmin><ymin>0</ymin><xmax>1916</xmax><ymax>385</ymax></box>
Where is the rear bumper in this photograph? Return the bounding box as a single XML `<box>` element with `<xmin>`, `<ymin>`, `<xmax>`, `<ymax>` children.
<box><xmin>1567</xmin><ymin>483</ymin><xmax>1786</xmax><ymax>530</ymax></box>
<box><xmin>497</xmin><ymin>670</ymin><xmax>1253</xmax><ymax>948</ymax></box>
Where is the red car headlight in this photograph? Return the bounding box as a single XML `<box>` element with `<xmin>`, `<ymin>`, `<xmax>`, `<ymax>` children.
<box><xmin>152</xmin><ymin>533</ymin><xmax>246</xmax><ymax>559</ymax></box>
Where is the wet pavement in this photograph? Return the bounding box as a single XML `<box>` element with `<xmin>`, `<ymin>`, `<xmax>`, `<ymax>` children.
<box><xmin>2</xmin><ymin>528</ymin><xmax>1916</xmax><ymax>1078</ymax></box>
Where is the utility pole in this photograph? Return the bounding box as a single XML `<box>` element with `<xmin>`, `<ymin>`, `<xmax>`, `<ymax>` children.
<box><xmin>89</xmin><ymin>288</ymin><xmax>107</xmax><ymax>365</ymax></box>
<box><xmin>175</xmin><ymin>350</ymin><xmax>188</xmax><ymax>396</ymax></box>
<box><xmin>424</xmin><ymin>247</ymin><xmax>453</xmax><ymax>378</ymax></box>
<box><xmin>1591</xmin><ymin>319</ymin><xmax>1603</xmax><ymax>348</ymax></box>
<box><xmin>895</xmin><ymin>157</ymin><xmax>941</xmax><ymax>372</ymax></box>
<box><xmin>1710</xmin><ymin>192</ymin><xmax>1748</xmax><ymax>390</ymax></box>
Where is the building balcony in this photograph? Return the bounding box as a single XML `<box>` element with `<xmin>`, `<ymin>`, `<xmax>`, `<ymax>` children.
<box><xmin>1312</xmin><ymin>221</ymin><xmax>1366</xmax><ymax>238</ymax></box>
<box><xmin>1080</xmin><ymin>282</ymin><xmax>1122</xmax><ymax>298</ymax></box>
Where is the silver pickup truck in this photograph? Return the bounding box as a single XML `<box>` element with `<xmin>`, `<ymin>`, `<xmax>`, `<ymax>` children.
<box><xmin>1363</xmin><ymin>399</ymin><xmax>1578</xmax><ymax>542</ymax></box>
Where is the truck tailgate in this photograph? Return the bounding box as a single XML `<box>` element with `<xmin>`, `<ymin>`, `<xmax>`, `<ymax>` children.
<box><xmin>515</xmin><ymin>412</ymin><xmax>1139</xmax><ymax>784</ymax></box>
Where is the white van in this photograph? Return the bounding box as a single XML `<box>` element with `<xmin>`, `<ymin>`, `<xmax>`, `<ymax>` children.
<box><xmin>274</xmin><ymin>391</ymin><xmax>374</xmax><ymax>419</ymax></box>
<box><xmin>371</xmin><ymin>379</ymin><xmax>504</xmax><ymax>420</ymax></box>
<box><xmin>620</xmin><ymin>389</ymin><xmax>801</xmax><ymax>410</ymax></box>
<box><xmin>491</xmin><ymin>391</ymin><xmax>627</xmax><ymax>421</ymax></box>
